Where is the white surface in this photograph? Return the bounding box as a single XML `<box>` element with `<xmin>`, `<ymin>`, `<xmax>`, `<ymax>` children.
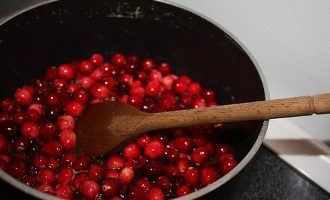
<box><xmin>172</xmin><ymin>0</ymin><xmax>330</xmax><ymax>142</ymax></box>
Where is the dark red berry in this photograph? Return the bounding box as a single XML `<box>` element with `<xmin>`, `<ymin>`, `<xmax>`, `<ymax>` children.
<box><xmin>102</xmin><ymin>179</ymin><xmax>120</xmax><ymax>198</ymax></box>
<box><xmin>79</xmin><ymin>180</ymin><xmax>100</xmax><ymax>199</ymax></box>
<box><xmin>220</xmin><ymin>158</ymin><xmax>237</xmax><ymax>175</ymax></box>
<box><xmin>5</xmin><ymin>157</ymin><xmax>27</xmax><ymax>179</ymax></box>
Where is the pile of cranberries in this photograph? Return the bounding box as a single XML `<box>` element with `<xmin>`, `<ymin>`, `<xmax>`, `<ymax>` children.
<box><xmin>0</xmin><ymin>53</ymin><xmax>238</xmax><ymax>200</ymax></box>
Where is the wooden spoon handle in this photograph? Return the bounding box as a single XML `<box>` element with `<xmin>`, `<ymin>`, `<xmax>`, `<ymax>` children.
<box><xmin>148</xmin><ymin>93</ymin><xmax>330</xmax><ymax>130</ymax></box>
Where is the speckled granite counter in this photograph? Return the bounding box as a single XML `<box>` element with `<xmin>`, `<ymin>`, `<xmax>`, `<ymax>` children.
<box><xmin>1</xmin><ymin>146</ymin><xmax>329</xmax><ymax>200</ymax></box>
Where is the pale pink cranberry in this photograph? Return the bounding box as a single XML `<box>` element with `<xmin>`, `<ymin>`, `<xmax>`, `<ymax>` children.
<box><xmin>90</xmin><ymin>53</ymin><xmax>104</xmax><ymax>66</ymax></box>
<box><xmin>59</xmin><ymin>130</ymin><xmax>76</xmax><ymax>149</ymax></box>
<box><xmin>176</xmin><ymin>185</ymin><xmax>191</xmax><ymax>197</ymax></box>
<box><xmin>145</xmin><ymin>81</ymin><xmax>161</xmax><ymax>97</ymax></box>
<box><xmin>57</xmin><ymin>167</ymin><xmax>74</xmax><ymax>184</ymax></box>
<box><xmin>5</xmin><ymin>157</ymin><xmax>27</xmax><ymax>178</ymax></box>
<box><xmin>42</xmin><ymin>140</ymin><xmax>64</xmax><ymax>158</ymax></box>
<box><xmin>21</xmin><ymin>122</ymin><xmax>39</xmax><ymax>139</ymax></box>
<box><xmin>88</xmin><ymin>164</ymin><xmax>105</xmax><ymax>181</ymax></box>
<box><xmin>38</xmin><ymin>169</ymin><xmax>56</xmax><ymax>184</ymax></box>
<box><xmin>147</xmin><ymin>186</ymin><xmax>165</xmax><ymax>200</ymax></box>
<box><xmin>184</xmin><ymin>167</ymin><xmax>200</xmax><ymax>186</ymax></box>
<box><xmin>79</xmin><ymin>180</ymin><xmax>100</xmax><ymax>199</ymax></box>
<box><xmin>65</xmin><ymin>100</ymin><xmax>84</xmax><ymax>117</ymax></box>
<box><xmin>72</xmin><ymin>172</ymin><xmax>88</xmax><ymax>191</ymax></box>
<box><xmin>141</xmin><ymin>58</ymin><xmax>156</xmax><ymax>72</ymax></box>
<box><xmin>144</xmin><ymin>140</ymin><xmax>164</xmax><ymax>160</ymax></box>
<box><xmin>158</xmin><ymin>62</ymin><xmax>171</xmax><ymax>75</ymax></box>
<box><xmin>55</xmin><ymin>184</ymin><xmax>74</xmax><ymax>200</ymax></box>
<box><xmin>58</xmin><ymin>64</ymin><xmax>75</xmax><ymax>80</ymax></box>
<box><xmin>219</xmin><ymin>158</ymin><xmax>237</xmax><ymax>175</ymax></box>
<box><xmin>101</xmin><ymin>179</ymin><xmax>120</xmax><ymax>198</ymax></box>
<box><xmin>111</xmin><ymin>53</ymin><xmax>126</xmax><ymax>67</ymax></box>
<box><xmin>119</xmin><ymin>167</ymin><xmax>134</xmax><ymax>185</ymax></box>
<box><xmin>191</xmin><ymin>147</ymin><xmax>209</xmax><ymax>165</ymax></box>
<box><xmin>78</xmin><ymin>75</ymin><xmax>96</xmax><ymax>89</ymax></box>
<box><xmin>14</xmin><ymin>88</ymin><xmax>33</xmax><ymax>106</ymax></box>
<box><xmin>200</xmin><ymin>165</ymin><xmax>219</xmax><ymax>186</ymax></box>
<box><xmin>175</xmin><ymin>137</ymin><xmax>193</xmax><ymax>152</ymax></box>
<box><xmin>122</xmin><ymin>143</ymin><xmax>141</xmax><ymax>160</ymax></box>
<box><xmin>106</xmin><ymin>155</ymin><xmax>124</xmax><ymax>170</ymax></box>
<box><xmin>57</xmin><ymin>115</ymin><xmax>76</xmax><ymax>131</ymax></box>
<box><xmin>79</xmin><ymin>60</ymin><xmax>95</xmax><ymax>75</ymax></box>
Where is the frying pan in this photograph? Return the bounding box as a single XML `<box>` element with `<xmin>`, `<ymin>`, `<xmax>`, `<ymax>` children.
<box><xmin>0</xmin><ymin>0</ymin><xmax>269</xmax><ymax>199</ymax></box>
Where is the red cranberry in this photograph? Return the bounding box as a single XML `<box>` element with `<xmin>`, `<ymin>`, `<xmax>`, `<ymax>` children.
<box><xmin>159</xmin><ymin>92</ymin><xmax>176</xmax><ymax>110</ymax></box>
<box><xmin>117</xmin><ymin>82</ymin><xmax>130</xmax><ymax>95</ymax></box>
<box><xmin>200</xmin><ymin>165</ymin><xmax>219</xmax><ymax>186</ymax></box>
<box><xmin>166</xmin><ymin>165</ymin><xmax>181</xmax><ymax>180</ymax></box>
<box><xmin>163</xmin><ymin>149</ymin><xmax>180</xmax><ymax>164</ymax></box>
<box><xmin>173</xmin><ymin>79</ymin><xmax>188</xmax><ymax>94</ymax></box>
<box><xmin>79</xmin><ymin>180</ymin><xmax>100</xmax><ymax>199</ymax></box>
<box><xmin>137</xmin><ymin>71</ymin><xmax>147</xmax><ymax>82</ymax></box>
<box><xmin>12</xmin><ymin>110</ymin><xmax>26</xmax><ymax>125</ymax></box>
<box><xmin>145</xmin><ymin>81</ymin><xmax>161</xmax><ymax>97</ymax></box>
<box><xmin>78</xmin><ymin>75</ymin><xmax>95</xmax><ymax>89</ymax></box>
<box><xmin>48</xmin><ymin>158</ymin><xmax>60</xmax><ymax>170</ymax></box>
<box><xmin>175</xmin><ymin>137</ymin><xmax>193</xmax><ymax>153</ymax></box>
<box><xmin>79</xmin><ymin>60</ymin><xmax>95</xmax><ymax>75</ymax></box>
<box><xmin>22</xmin><ymin>175</ymin><xmax>38</xmax><ymax>188</ymax></box>
<box><xmin>0</xmin><ymin>121</ymin><xmax>18</xmax><ymax>139</ymax></box>
<box><xmin>46</xmin><ymin>93</ymin><xmax>59</xmax><ymax>105</ymax></box>
<box><xmin>90</xmin><ymin>53</ymin><xmax>104</xmax><ymax>66</ymax></box>
<box><xmin>184</xmin><ymin>167</ymin><xmax>200</xmax><ymax>187</ymax></box>
<box><xmin>136</xmin><ymin>134</ymin><xmax>150</xmax><ymax>149</ymax></box>
<box><xmin>88</xmin><ymin>164</ymin><xmax>105</xmax><ymax>181</ymax></box>
<box><xmin>123</xmin><ymin>159</ymin><xmax>138</xmax><ymax>173</ymax></box>
<box><xmin>105</xmin><ymin>169</ymin><xmax>119</xmax><ymax>180</ymax></box>
<box><xmin>73</xmin><ymin>154</ymin><xmax>93</xmax><ymax>171</ymax></box>
<box><xmin>217</xmin><ymin>143</ymin><xmax>231</xmax><ymax>155</ymax></box>
<box><xmin>106</xmin><ymin>155</ymin><xmax>124</xmax><ymax>170</ymax></box>
<box><xmin>146</xmin><ymin>186</ymin><xmax>165</xmax><ymax>200</ymax></box>
<box><xmin>0</xmin><ymin>134</ymin><xmax>7</xmax><ymax>153</ymax></box>
<box><xmin>142</xmin><ymin>160</ymin><xmax>164</xmax><ymax>179</ymax></box>
<box><xmin>141</xmin><ymin>58</ymin><xmax>156</xmax><ymax>72</ymax></box>
<box><xmin>39</xmin><ymin>120</ymin><xmax>57</xmax><ymax>139</ymax></box>
<box><xmin>202</xmin><ymin>89</ymin><xmax>216</xmax><ymax>101</ymax></box>
<box><xmin>144</xmin><ymin>140</ymin><xmax>164</xmax><ymax>160</ymax></box>
<box><xmin>177</xmin><ymin>159</ymin><xmax>190</xmax><ymax>173</ymax></box>
<box><xmin>42</xmin><ymin>140</ymin><xmax>64</xmax><ymax>158</ymax></box>
<box><xmin>67</xmin><ymin>82</ymin><xmax>79</xmax><ymax>94</ymax></box>
<box><xmin>58</xmin><ymin>64</ymin><xmax>75</xmax><ymax>80</ymax></box>
<box><xmin>5</xmin><ymin>157</ymin><xmax>27</xmax><ymax>179</ymax></box>
<box><xmin>65</xmin><ymin>100</ymin><xmax>83</xmax><ymax>117</ymax></box>
<box><xmin>21</xmin><ymin>122</ymin><xmax>39</xmax><ymax>139</ymax></box>
<box><xmin>149</xmin><ymin>70</ymin><xmax>162</xmax><ymax>82</ymax></box>
<box><xmin>72</xmin><ymin>172</ymin><xmax>88</xmax><ymax>191</ymax></box>
<box><xmin>32</xmin><ymin>154</ymin><xmax>49</xmax><ymax>169</ymax></box>
<box><xmin>1</xmin><ymin>98</ymin><xmax>16</xmax><ymax>113</ymax></box>
<box><xmin>14</xmin><ymin>88</ymin><xmax>33</xmax><ymax>106</ymax></box>
<box><xmin>61</xmin><ymin>152</ymin><xmax>76</xmax><ymax>167</ymax></box>
<box><xmin>119</xmin><ymin>167</ymin><xmax>134</xmax><ymax>185</ymax></box>
<box><xmin>136</xmin><ymin>178</ymin><xmax>150</xmax><ymax>191</ymax></box>
<box><xmin>45</xmin><ymin>104</ymin><xmax>64</xmax><ymax>121</ymax></box>
<box><xmin>55</xmin><ymin>184</ymin><xmax>74</xmax><ymax>200</ymax></box>
<box><xmin>192</xmin><ymin>98</ymin><xmax>206</xmax><ymax>109</ymax></box>
<box><xmin>102</xmin><ymin>179</ymin><xmax>120</xmax><ymax>198</ymax></box>
<box><xmin>126</xmin><ymin>185</ymin><xmax>145</xmax><ymax>200</ymax></box>
<box><xmin>59</xmin><ymin>129</ymin><xmax>76</xmax><ymax>149</ymax></box>
<box><xmin>188</xmin><ymin>82</ymin><xmax>202</xmax><ymax>95</ymax></box>
<box><xmin>57</xmin><ymin>115</ymin><xmax>75</xmax><ymax>131</ymax></box>
<box><xmin>38</xmin><ymin>169</ymin><xmax>56</xmax><ymax>184</ymax></box>
<box><xmin>111</xmin><ymin>53</ymin><xmax>126</xmax><ymax>67</ymax></box>
<box><xmin>176</xmin><ymin>185</ymin><xmax>191</xmax><ymax>197</ymax></box>
<box><xmin>26</xmin><ymin>109</ymin><xmax>40</xmax><ymax>122</ymax></box>
<box><xmin>220</xmin><ymin>158</ymin><xmax>237</xmax><ymax>175</ymax></box>
<box><xmin>0</xmin><ymin>113</ymin><xmax>10</xmax><ymax>122</ymax></box>
<box><xmin>191</xmin><ymin>147</ymin><xmax>209</xmax><ymax>165</ymax></box>
<box><xmin>53</xmin><ymin>78</ymin><xmax>67</xmax><ymax>88</ymax></box>
<box><xmin>162</xmin><ymin>74</ymin><xmax>177</xmax><ymax>90</ymax></box>
<box><xmin>218</xmin><ymin>152</ymin><xmax>235</xmax><ymax>163</ymax></box>
<box><xmin>122</xmin><ymin>143</ymin><xmax>141</xmax><ymax>160</ymax></box>
<box><xmin>45</xmin><ymin>66</ymin><xmax>58</xmax><ymax>80</ymax></box>
<box><xmin>127</xmin><ymin>95</ymin><xmax>143</xmax><ymax>108</ymax></box>
<box><xmin>158</xmin><ymin>62</ymin><xmax>171</xmax><ymax>75</ymax></box>
<box><xmin>90</xmin><ymin>83</ymin><xmax>110</xmax><ymax>99</ymax></box>
<box><xmin>73</xmin><ymin>89</ymin><xmax>89</xmax><ymax>104</ymax></box>
<box><xmin>156</xmin><ymin>175</ymin><xmax>171</xmax><ymax>190</ymax></box>
<box><xmin>57</xmin><ymin>167</ymin><xmax>74</xmax><ymax>184</ymax></box>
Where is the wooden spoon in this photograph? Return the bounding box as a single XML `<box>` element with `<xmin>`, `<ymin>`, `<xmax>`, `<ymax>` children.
<box><xmin>75</xmin><ymin>93</ymin><xmax>330</xmax><ymax>156</ymax></box>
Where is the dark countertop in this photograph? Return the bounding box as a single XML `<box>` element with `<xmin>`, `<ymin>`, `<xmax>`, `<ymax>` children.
<box><xmin>1</xmin><ymin>145</ymin><xmax>329</xmax><ymax>200</ymax></box>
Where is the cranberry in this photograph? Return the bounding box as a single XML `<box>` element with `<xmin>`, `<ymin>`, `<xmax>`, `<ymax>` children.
<box><xmin>102</xmin><ymin>179</ymin><xmax>120</xmax><ymax>198</ymax></box>
<box><xmin>20</xmin><ymin>122</ymin><xmax>39</xmax><ymax>139</ymax></box>
<box><xmin>142</xmin><ymin>160</ymin><xmax>164</xmax><ymax>179</ymax></box>
<box><xmin>32</xmin><ymin>154</ymin><xmax>49</xmax><ymax>169</ymax></box>
<box><xmin>1</xmin><ymin>98</ymin><xmax>16</xmax><ymax>113</ymax></box>
<box><xmin>202</xmin><ymin>89</ymin><xmax>216</xmax><ymax>101</ymax></box>
<box><xmin>119</xmin><ymin>167</ymin><xmax>134</xmax><ymax>185</ymax></box>
<box><xmin>164</xmin><ymin>149</ymin><xmax>180</xmax><ymax>164</ymax></box>
<box><xmin>22</xmin><ymin>175</ymin><xmax>38</xmax><ymax>188</ymax></box>
<box><xmin>57</xmin><ymin>167</ymin><xmax>74</xmax><ymax>184</ymax></box>
<box><xmin>59</xmin><ymin>129</ymin><xmax>76</xmax><ymax>149</ymax></box>
<box><xmin>149</xmin><ymin>70</ymin><xmax>162</xmax><ymax>82</ymax></box>
<box><xmin>72</xmin><ymin>172</ymin><xmax>88</xmax><ymax>191</ymax></box>
<box><xmin>79</xmin><ymin>180</ymin><xmax>100</xmax><ymax>199</ymax></box>
<box><xmin>200</xmin><ymin>165</ymin><xmax>219</xmax><ymax>186</ymax></box>
<box><xmin>105</xmin><ymin>169</ymin><xmax>119</xmax><ymax>180</ymax></box>
<box><xmin>158</xmin><ymin>62</ymin><xmax>171</xmax><ymax>75</ymax></box>
<box><xmin>0</xmin><ymin>135</ymin><xmax>7</xmax><ymax>153</ymax></box>
<box><xmin>175</xmin><ymin>137</ymin><xmax>193</xmax><ymax>153</ymax></box>
<box><xmin>5</xmin><ymin>157</ymin><xmax>27</xmax><ymax>179</ymax></box>
<box><xmin>58</xmin><ymin>64</ymin><xmax>75</xmax><ymax>80</ymax></box>
<box><xmin>217</xmin><ymin>143</ymin><xmax>231</xmax><ymax>155</ymax></box>
<box><xmin>48</xmin><ymin>158</ymin><xmax>60</xmax><ymax>170</ymax></box>
<box><xmin>57</xmin><ymin>115</ymin><xmax>75</xmax><ymax>131</ymax></box>
<box><xmin>188</xmin><ymin>82</ymin><xmax>202</xmax><ymax>95</ymax></box>
<box><xmin>39</xmin><ymin>120</ymin><xmax>57</xmax><ymax>139</ymax></box>
<box><xmin>173</xmin><ymin>79</ymin><xmax>188</xmax><ymax>94</ymax></box>
<box><xmin>166</xmin><ymin>165</ymin><xmax>181</xmax><ymax>180</ymax></box>
<box><xmin>145</xmin><ymin>81</ymin><xmax>161</xmax><ymax>97</ymax></box>
<box><xmin>126</xmin><ymin>185</ymin><xmax>145</xmax><ymax>200</ymax></box>
<box><xmin>78</xmin><ymin>75</ymin><xmax>95</xmax><ymax>89</ymax></box>
<box><xmin>14</xmin><ymin>88</ymin><xmax>33</xmax><ymax>106</ymax></box>
<box><xmin>46</xmin><ymin>93</ymin><xmax>59</xmax><ymax>105</ymax></box>
<box><xmin>162</xmin><ymin>74</ymin><xmax>177</xmax><ymax>90</ymax></box>
<box><xmin>38</xmin><ymin>169</ymin><xmax>56</xmax><ymax>184</ymax></box>
<box><xmin>79</xmin><ymin>60</ymin><xmax>95</xmax><ymax>75</ymax></box>
<box><xmin>121</xmin><ymin>143</ymin><xmax>140</xmax><ymax>160</ymax></box>
<box><xmin>106</xmin><ymin>155</ymin><xmax>124</xmax><ymax>170</ymax></box>
<box><xmin>220</xmin><ymin>158</ymin><xmax>237</xmax><ymax>175</ymax></box>
<box><xmin>45</xmin><ymin>104</ymin><xmax>64</xmax><ymax>121</ymax></box>
<box><xmin>26</xmin><ymin>109</ymin><xmax>40</xmax><ymax>122</ymax></box>
<box><xmin>176</xmin><ymin>185</ymin><xmax>191</xmax><ymax>197</ymax></box>
<box><xmin>159</xmin><ymin>92</ymin><xmax>176</xmax><ymax>110</ymax></box>
<box><xmin>45</xmin><ymin>66</ymin><xmax>58</xmax><ymax>80</ymax></box>
<box><xmin>136</xmin><ymin>134</ymin><xmax>150</xmax><ymax>149</ymax></box>
<box><xmin>184</xmin><ymin>167</ymin><xmax>200</xmax><ymax>186</ymax></box>
<box><xmin>144</xmin><ymin>140</ymin><xmax>164</xmax><ymax>160</ymax></box>
<box><xmin>117</xmin><ymin>82</ymin><xmax>130</xmax><ymax>95</ymax></box>
<box><xmin>141</xmin><ymin>58</ymin><xmax>156</xmax><ymax>72</ymax></box>
<box><xmin>73</xmin><ymin>89</ymin><xmax>89</xmax><ymax>104</ymax></box>
<box><xmin>90</xmin><ymin>53</ymin><xmax>104</xmax><ymax>66</ymax></box>
<box><xmin>191</xmin><ymin>147</ymin><xmax>209</xmax><ymax>165</ymax></box>
<box><xmin>61</xmin><ymin>152</ymin><xmax>76</xmax><ymax>167</ymax></box>
<box><xmin>12</xmin><ymin>110</ymin><xmax>26</xmax><ymax>125</ymax></box>
<box><xmin>137</xmin><ymin>71</ymin><xmax>147</xmax><ymax>82</ymax></box>
<box><xmin>146</xmin><ymin>186</ymin><xmax>165</xmax><ymax>200</ymax></box>
<box><xmin>218</xmin><ymin>152</ymin><xmax>235</xmax><ymax>163</ymax></box>
<box><xmin>55</xmin><ymin>184</ymin><xmax>74</xmax><ymax>200</ymax></box>
<box><xmin>177</xmin><ymin>159</ymin><xmax>190</xmax><ymax>173</ymax></box>
<box><xmin>192</xmin><ymin>98</ymin><xmax>206</xmax><ymax>109</ymax></box>
<box><xmin>0</xmin><ymin>113</ymin><xmax>10</xmax><ymax>122</ymax></box>
<box><xmin>156</xmin><ymin>175</ymin><xmax>171</xmax><ymax>190</ymax></box>
<box><xmin>0</xmin><ymin>121</ymin><xmax>18</xmax><ymax>139</ymax></box>
<box><xmin>42</xmin><ymin>140</ymin><xmax>64</xmax><ymax>158</ymax></box>
<box><xmin>73</xmin><ymin>154</ymin><xmax>93</xmax><ymax>171</ymax></box>
<box><xmin>136</xmin><ymin>178</ymin><xmax>150</xmax><ymax>191</ymax></box>
<box><xmin>127</xmin><ymin>96</ymin><xmax>143</xmax><ymax>108</ymax></box>
<box><xmin>111</xmin><ymin>53</ymin><xmax>126</xmax><ymax>67</ymax></box>
<box><xmin>65</xmin><ymin>100</ymin><xmax>83</xmax><ymax>117</ymax></box>
<box><xmin>88</xmin><ymin>164</ymin><xmax>105</xmax><ymax>181</ymax></box>
<box><xmin>90</xmin><ymin>83</ymin><xmax>110</xmax><ymax>99</ymax></box>
<box><xmin>123</xmin><ymin>159</ymin><xmax>138</xmax><ymax>173</ymax></box>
